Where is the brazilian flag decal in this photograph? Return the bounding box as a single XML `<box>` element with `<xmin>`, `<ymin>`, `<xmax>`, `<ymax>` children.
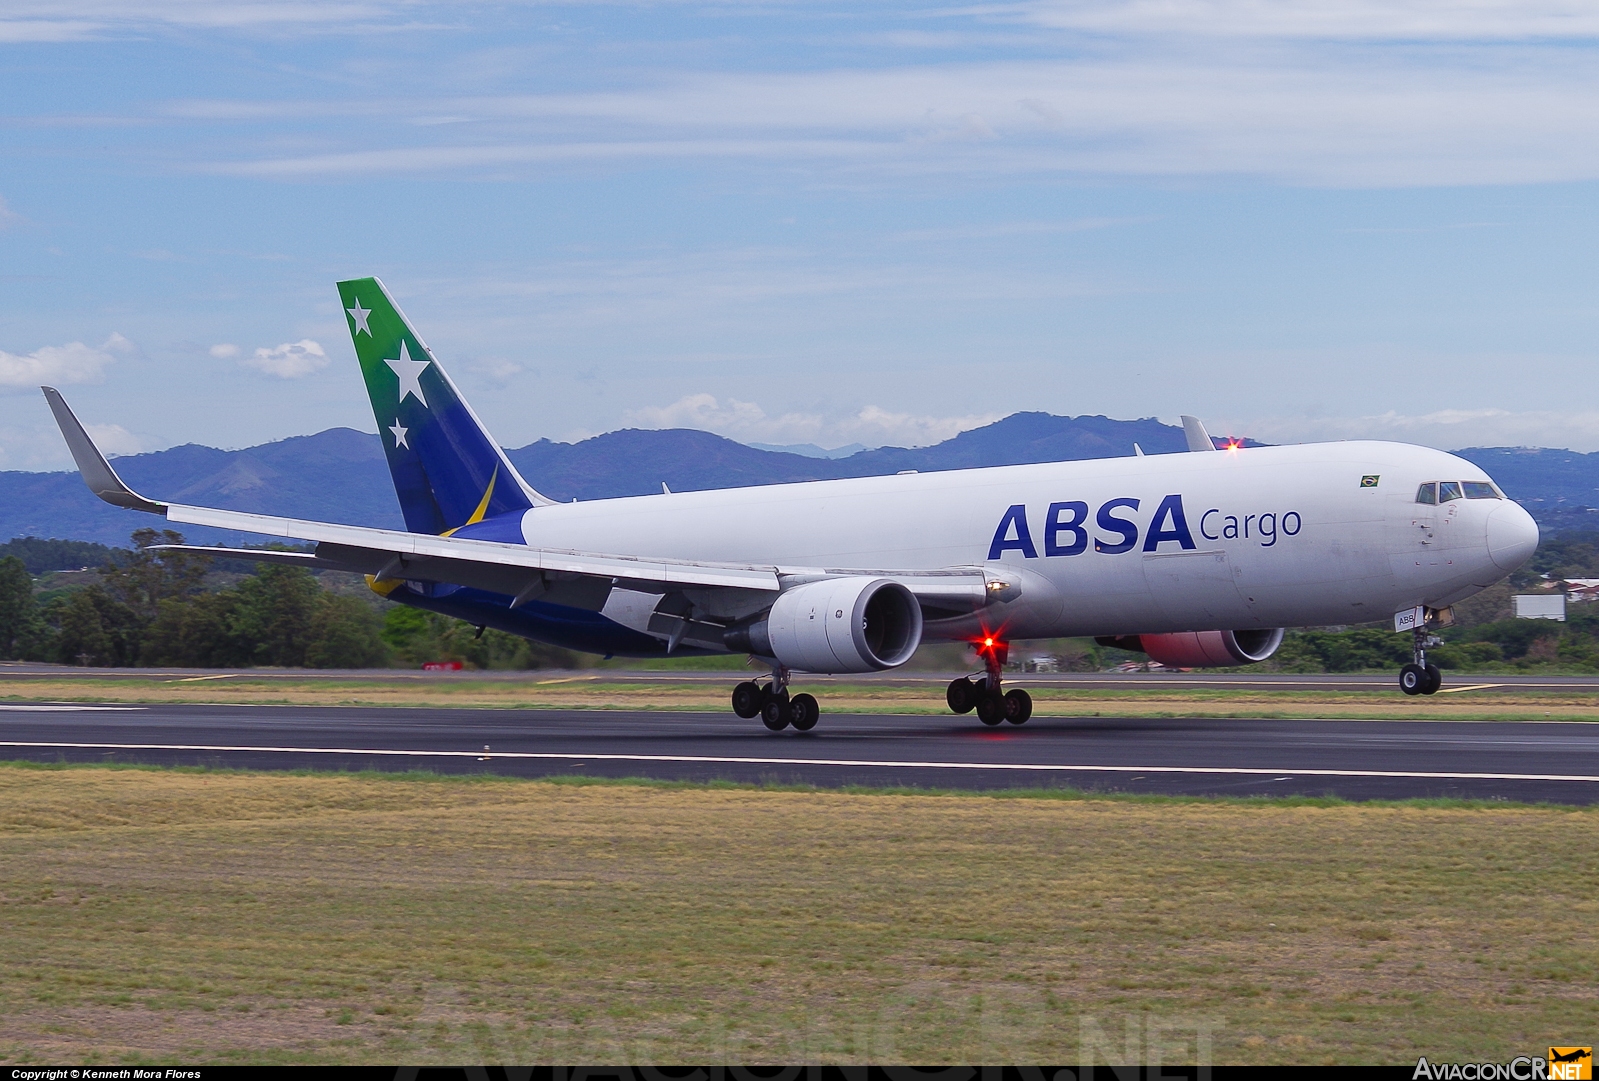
<box><xmin>1361</xmin><ymin>475</ymin><xmax>1380</xmax><ymax>487</ymax></box>
<box><xmin>337</xmin><ymin>277</ymin><xmax>534</xmax><ymax>536</ymax></box>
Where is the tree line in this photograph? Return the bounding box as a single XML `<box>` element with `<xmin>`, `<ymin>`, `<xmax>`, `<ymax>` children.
<box><xmin>0</xmin><ymin>529</ymin><xmax>575</xmax><ymax>669</ymax></box>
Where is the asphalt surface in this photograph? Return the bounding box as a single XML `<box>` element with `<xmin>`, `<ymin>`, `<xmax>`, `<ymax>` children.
<box><xmin>3</xmin><ymin>701</ymin><xmax>1599</xmax><ymax>803</ymax></box>
<box><xmin>5</xmin><ymin>663</ymin><xmax>1599</xmax><ymax>694</ymax></box>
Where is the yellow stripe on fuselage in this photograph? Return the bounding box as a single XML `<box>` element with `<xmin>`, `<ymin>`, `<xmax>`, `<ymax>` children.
<box><xmin>441</xmin><ymin>466</ymin><xmax>498</xmax><ymax>537</ymax></box>
<box><xmin>369</xmin><ymin>467</ymin><xmax>501</xmax><ymax>597</ymax></box>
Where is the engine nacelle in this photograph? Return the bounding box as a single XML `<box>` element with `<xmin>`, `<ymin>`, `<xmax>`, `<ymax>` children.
<box><xmin>725</xmin><ymin>577</ymin><xmax>923</xmax><ymax>673</ymax></box>
<box><xmin>1118</xmin><ymin>628</ymin><xmax>1285</xmax><ymax>668</ymax></box>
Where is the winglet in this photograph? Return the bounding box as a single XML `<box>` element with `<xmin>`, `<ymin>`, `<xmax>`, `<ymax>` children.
<box><xmin>41</xmin><ymin>387</ymin><xmax>167</xmax><ymax>514</ymax></box>
<box><xmin>1180</xmin><ymin>415</ymin><xmax>1219</xmax><ymax>453</ymax></box>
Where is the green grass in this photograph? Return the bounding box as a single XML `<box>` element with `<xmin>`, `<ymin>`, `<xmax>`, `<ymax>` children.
<box><xmin>1</xmin><ymin>762</ymin><xmax>1596</xmax><ymax>1065</ymax></box>
<box><xmin>1</xmin><ymin>758</ymin><xmax>1591</xmax><ymax>811</ymax></box>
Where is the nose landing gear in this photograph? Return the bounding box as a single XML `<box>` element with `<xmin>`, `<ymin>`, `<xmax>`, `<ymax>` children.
<box><xmin>1400</xmin><ymin>628</ymin><xmax>1443</xmax><ymax>696</ymax></box>
<box><xmin>947</xmin><ymin>638</ymin><xmax>1032</xmax><ymax>725</ymax></box>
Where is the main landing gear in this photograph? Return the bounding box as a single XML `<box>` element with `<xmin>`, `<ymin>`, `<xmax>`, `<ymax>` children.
<box><xmin>1399</xmin><ymin>627</ymin><xmax>1443</xmax><ymax>696</ymax></box>
<box><xmin>730</xmin><ymin>638</ymin><xmax>1039</xmax><ymax>732</ymax></box>
<box><xmin>732</xmin><ymin>668</ymin><xmax>819</xmax><ymax>732</ymax></box>
<box><xmin>946</xmin><ymin>638</ymin><xmax>1032</xmax><ymax>725</ymax></box>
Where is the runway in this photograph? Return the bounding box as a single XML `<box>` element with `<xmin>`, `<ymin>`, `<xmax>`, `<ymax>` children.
<box><xmin>5</xmin><ymin>663</ymin><xmax>1599</xmax><ymax>693</ymax></box>
<box><xmin>3</xmin><ymin>701</ymin><xmax>1598</xmax><ymax>802</ymax></box>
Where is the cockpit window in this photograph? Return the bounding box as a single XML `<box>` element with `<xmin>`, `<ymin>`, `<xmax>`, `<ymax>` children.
<box><xmin>1463</xmin><ymin>481</ymin><xmax>1502</xmax><ymax>499</ymax></box>
<box><xmin>1415</xmin><ymin>482</ymin><xmax>1437</xmax><ymax>505</ymax></box>
<box><xmin>1438</xmin><ymin>481</ymin><xmax>1464</xmax><ymax>503</ymax></box>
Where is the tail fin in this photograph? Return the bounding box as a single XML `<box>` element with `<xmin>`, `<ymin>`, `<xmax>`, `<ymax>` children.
<box><xmin>337</xmin><ymin>277</ymin><xmax>551</xmax><ymax>535</ymax></box>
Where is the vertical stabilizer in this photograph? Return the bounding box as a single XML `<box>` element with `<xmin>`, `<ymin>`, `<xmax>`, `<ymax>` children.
<box><xmin>337</xmin><ymin>277</ymin><xmax>551</xmax><ymax>535</ymax></box>
<box><xmin>1180</xmin><ymin>415</ymin><xmax>1219</xmax><ymax>453</ymax></box>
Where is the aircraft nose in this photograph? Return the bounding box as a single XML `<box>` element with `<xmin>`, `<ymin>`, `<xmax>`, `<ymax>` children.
<box><xmin>1486</xmin><ymin>500</ymin><xmax>1539</xmax><ymax>571</ymax></box>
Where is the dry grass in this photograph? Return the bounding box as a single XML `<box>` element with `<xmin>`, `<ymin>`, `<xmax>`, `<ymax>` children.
<box><xmin>2</xmin><ymin>673</ymin><xmax>1598</xmax><ymax>721</ymax></box>
<box><xmin>0</xmin><ymin>765</ymin><xmax>1596</xmax><ymax>1065</ymax></box>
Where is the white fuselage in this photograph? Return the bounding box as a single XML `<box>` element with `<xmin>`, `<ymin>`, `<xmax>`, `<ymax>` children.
<box><xmin>512</xmin><ymin>440</ymin><xmax>1538</xmax><ymax>642</ymax></box>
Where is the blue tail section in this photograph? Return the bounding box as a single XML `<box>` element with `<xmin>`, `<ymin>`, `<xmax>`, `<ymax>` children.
<box><xmin>336</xmin><ymin>276</ymin><xmax>549</xmax><ymax>535</ymax></box>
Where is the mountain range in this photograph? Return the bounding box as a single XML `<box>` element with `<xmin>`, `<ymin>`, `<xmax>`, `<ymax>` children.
<box><xmin>2</xmin><ymin>411</ymin><xmax>1594</xmax><ymax>548</ymax></box>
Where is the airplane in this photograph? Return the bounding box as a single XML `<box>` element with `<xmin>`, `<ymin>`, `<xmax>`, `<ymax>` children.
<box><xmin>43</xmin><ymin>276</ymin><xmax>1540</xmax><ymax>730</ymax></box>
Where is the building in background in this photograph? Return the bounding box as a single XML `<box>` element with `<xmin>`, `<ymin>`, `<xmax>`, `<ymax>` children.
<box><xmin>1514</xmin><ymin>594</ymin><xmax>1567</xmax><ymax>621</ymax></box>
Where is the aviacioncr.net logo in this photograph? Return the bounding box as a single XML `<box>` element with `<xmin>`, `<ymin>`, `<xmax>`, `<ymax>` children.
<box><xmin>1413</xmin><ymin>1048</ymin><xmax>1590</xmax><ymax>1081</ymax></box>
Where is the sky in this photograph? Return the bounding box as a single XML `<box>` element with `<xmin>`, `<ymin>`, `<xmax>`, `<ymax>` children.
<box><xmin>2</xmin><ymin>0</ymin><xmax>1598</xmax><ymax>470</ymax></box>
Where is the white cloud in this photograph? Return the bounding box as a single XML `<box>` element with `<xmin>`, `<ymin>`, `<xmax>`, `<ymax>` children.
<box><xmin>0</xmin><ymin>416</ymin><xmax>147</xmax><ymax>470</ymax></box>
<box><xmin>467</xmin><ymin>357</ymin><xmax>523</xmax><ymax>384</ymax></box>
<box><xmin>199</xmin><ymin>51</ymin><xmax>1599</xmax><ymax>187</ymax></box>
<box><xmin>1239</xmin><ymin>409</ymin><xmax>1599</xmax><ymax>453</ymax></box>
<box><xmin>626</xmin><ymin>393</ymin><xmax>767</xmax><ymax>433</ymax></box>
<box><xmin>623</xmin><ymin>393</ymin><xmax>999</xmax><ymax>449</ymax></box>
<box><xmin>208</xmin><ymin>342</ymin><xmax>240</xmax><ymax>358</ymax></box>
<box><xmin>0</xmin><ymin>333</ymin><xmax>131</xmax><ymax>390</ymax></box>
<box><xmin>1018</xmin><ymin>0</ymin><xmax>1599</xmax><ymax>41</ymax></box>
<box><xmin>84</xmin><ymin>423</ymin><xmax>141</xmax><ymax>456</ymax></box>
<box><xmin>0</xmin><ymin>0</ymin><xmax>409</xmax><ymax>40</ymax></box>
<box><xmin>159</xmin><ymin>0</ymin><xmax>1599</xmax><ymax>190</ymax></box>
<box><xmin>241</xmin><ymin>338</ymin><xmax>327</xmax><ymax>378</ymax></box>
<box><xmin>0</xmin><ymin>196</ymin><xmax>19</xmax><ymax>230</ymax></box>
<box><xmin>0</xmin><ymin>19</ymin><xmax>102</xmax><ymax>42</ymax></box>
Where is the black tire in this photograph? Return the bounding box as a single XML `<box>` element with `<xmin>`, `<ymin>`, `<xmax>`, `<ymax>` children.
<box><xmin>946</xmin><ymin>677</ymin><xmax>976</xmax><ymax>714</ymax></box>
<box><xmin>731</xmin><ymin>681</ymin><xmax>763</xmax><ymax>718</ymax></box>
<box><xmin>761</xmin><ymin>697</ymin><xmax>790</xmax><ymax>730</ymax></box>
<box><xmin>1004</xmin><ymin>688</ymin><xmax>1033</xmax><ymax>724</ymax></box>
<box><xmin>1421</xmin><ymin>663</ymin><xmax>1442</xmax><ymax>695</ymax></box>
<box><xmin>1399</xmin><ymin>663</ymin><xmax>1426</xmax><ymax>696</ymax></box>
<box><xmin>976</xmin><ymin>695</ymin><xmax>1005</xmax><ymax>726</ymax></box>
<box><xmin>790</xmin><ymin>693</ymin><xmax>819</xmax><ymax>731</ymax></box>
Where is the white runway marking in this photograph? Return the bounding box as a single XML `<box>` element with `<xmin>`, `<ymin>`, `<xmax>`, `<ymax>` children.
<box><xmin>2</xmin><ymin>740</ymin><xmax>1598</xmax><ymax>783</ymax></box>
<box><xmin>0</xmin><ymin>706</ymin><xmax>146</xmax><ymax>712</ymax></box>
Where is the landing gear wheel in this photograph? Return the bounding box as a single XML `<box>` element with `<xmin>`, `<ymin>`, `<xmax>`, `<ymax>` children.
<box><xmin>790</xmin><ymin>693</ymin><xmax>819</xmax><ymax>731</ymax></box>
<box><xmin>761</xmin><ymin>696</ymin><xmax>791</xmax><ymax>730</ymax></box>
<box><xmin>947</xmin><ymin>677</ymin><xmax>977</xmax><ymax>714</ymax></box>
<box><xmin>732</xmin><ymin>681</ymin><xmax>763</xmax><ymax>718</ymax></box>
<box><xmin>976</xmin><ymin>695</ymin><xmax>1005</xmax><ymax>726</ymax></box>
<box><xmin>1004</xmin><ymin>689</ymin><xmax>1033</xmax><ymax>724</ymax></box>
<box><xmin>1421</xmin><ymin>663</ymin><xmax>1443</xmax><ymax>695</ymax></box>
<box><xmin>1399</xmin><ymin>663</ymin><xmax>1426</xmax><ymax>696</ymax></box>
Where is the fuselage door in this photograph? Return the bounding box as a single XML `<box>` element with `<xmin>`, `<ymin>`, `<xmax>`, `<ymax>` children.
<box><xmin>1400</xmin><ymin>481</ymin><xmax>1439</xmax><ymax>562</ymax></box>
<box><xmin>1140</xmin><ymin>549</ymin><xmax>1255</xmax><ymax>629</ymax></box>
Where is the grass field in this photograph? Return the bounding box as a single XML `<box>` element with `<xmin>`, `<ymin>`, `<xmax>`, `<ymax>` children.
<box><xmin>1</xmin><ymin>764</ymin><xmax>1596</xmax><ymax>1065</ymax></box>
<box><xmin>3</xmin><ymin>672</ymin><xmax>1598</xmax><ymax>721</ymax></box>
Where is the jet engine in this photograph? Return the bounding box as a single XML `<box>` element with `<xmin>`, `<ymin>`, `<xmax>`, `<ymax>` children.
<box><xmin>1102</xmin><ymin>628</ymin><xmax>1285</xmax><ymax>668</ymax></box>
<box><xmin>724</xmin><ymin>577</ymin><xmax>923</xmax><ymax>673</ymax></box>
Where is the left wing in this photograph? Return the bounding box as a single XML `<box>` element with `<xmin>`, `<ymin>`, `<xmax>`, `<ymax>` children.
<box><xmin>44</xmin><ymin>387</ymin><xmax>994</xmax><ymax>618</ymax></box>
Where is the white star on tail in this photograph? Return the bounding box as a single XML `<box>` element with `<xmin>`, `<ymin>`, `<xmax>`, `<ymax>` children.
<box><xmin>346</xmin><ymin>299</ymin><xmax>372</xmax><ymax>336</ymax></box>
<box><xmin>389</xmin><ymin>421</ymin><xmax>409</xmax><ymax>449</ymax></box>
<box><xmin>385</xmin><ymin>340</ymin><xmax>429</xmax><ymax>408</ymax></box>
